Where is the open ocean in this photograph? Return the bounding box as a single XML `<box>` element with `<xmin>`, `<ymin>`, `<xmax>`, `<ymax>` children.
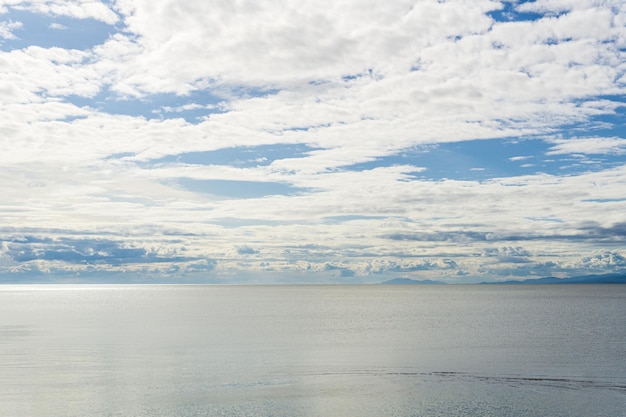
<box><xmin>1</xmin><ymin>284</ymin><xmax>625</xmax><ymax>416</ymax></box>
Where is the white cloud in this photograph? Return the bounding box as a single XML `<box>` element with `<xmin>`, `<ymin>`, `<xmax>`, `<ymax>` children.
<box><xmin>578</xmin><ymin>250</ymin><xmax>626</xmax><ymax>270</ymax></box>
<box><xmin>547</xmin><ymin>137</ymin><xmax>626</xmax><ymax>155</ymax></box>
<box><xmin>0</xmin><ymin>19</ymin><xmax>22</xmax><ymax>40</ymax></box>
<box><xmin>1</xmin><ymin>1</ymin><xmax>623</xmax><ymax>156</ymax></box>
<box><xmin>48</xmin><ymin>22</ymin><xmax>67</xmax><ymax>30</ymax></box>
<box><xmin>104</xmin><ymin>0</ymin><xmax>498</xmax><ymax>94</ymax></box>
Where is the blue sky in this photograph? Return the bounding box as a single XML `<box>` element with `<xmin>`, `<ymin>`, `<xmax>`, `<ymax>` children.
<box><xmin>1</xmin><ymin>0</ymin><xmax>625</xmax><ymax>283</ymax></box>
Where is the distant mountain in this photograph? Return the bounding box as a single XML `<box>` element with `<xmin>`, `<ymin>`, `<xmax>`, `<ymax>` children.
<box><xmin>381</xmin><ymin>278</ymin><xmax>447</xmax><ymax>285</ymax></box>
<box><xmin>482</xmin><ymin>273</ymin><xmax>626</xmax><ymax>285</ymax></box>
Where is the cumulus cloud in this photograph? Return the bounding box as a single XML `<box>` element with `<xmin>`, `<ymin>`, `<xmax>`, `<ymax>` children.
<box><xmin>236</xmin><ymin>245</ymin><xmax>258</xmax><ymax>255</ymax></box>
<box><xmin>108</xmin><ymin>0</ymin><xmax>496</xmax><ymax>93</ymax></box>
<box><xmin>2</xmin><ymin>236</ymin><xmax>194</xmax><ymax>265</ymax></box>
<box><xmin>0</xmin><ymin>233</ymin><xmax>221</xmax><ymax>282</ymax></box>
<box><xmin>578</xmin><ymin>250</ymin><xmax>626</xmax><ymax>270</ymax></box>
<box><xmin>484</xmin><ymin>246</ymin><xmax>532</xmax><ymax>262</ymax></box>
<box><xmin>366</xmin><ymin>258</ymin><xmax>458</xmax><ymax>274</ymax></box>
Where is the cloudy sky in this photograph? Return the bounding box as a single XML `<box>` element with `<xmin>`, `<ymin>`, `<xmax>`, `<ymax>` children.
<box><xmin>1</xmin><ymin>0</ymin><xmax>625</xmax><ymax>283</ymax></box>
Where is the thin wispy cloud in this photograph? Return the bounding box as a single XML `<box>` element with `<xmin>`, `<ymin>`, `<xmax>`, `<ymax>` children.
<box><xmin>0</xmin><ymin>0</ymin><xmax>625</xmax><ymax>283</ymax></box>
<box><xmin>48</xmin><ymin>22</ymin><xmax>67</xmax><ymax>30</ymax></box>
<box><xmin>547</xmin><ymin>137</ymin><xmax>626</xmax><ymax>155</ymax></box>
<box><xmin>0</xmin><ymin>19</ymin><xmax>21</xmax><ymax>39</ymax></box>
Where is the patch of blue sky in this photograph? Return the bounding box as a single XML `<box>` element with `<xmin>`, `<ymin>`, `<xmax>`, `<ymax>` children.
<box><xmin>341</xmin><ymin>69</ymin><xmax>376</xmax><ymax>82</ymax></box>
<box><xmin>525</xmin><ymin>216</ymin><xmax>565</xmax><ymax>223</ymax></box>
<box><xmin>232</xmin><ymin>85</ymin><xmax>280</xmax><ymax>98</ymax></box>
<box><xmin>582</xmin><ymin>198</ymin><xmax>626</xmax><ymax>203</ymax></box>
<box><xmin>103</xmin><ymin>152</ymin><xmax>135</xmax><ymax>161</ymax></box>
<box><xmin>146</xmin><ymin>144</ymin><xmax>320</xmax><ymax>168</ymax></box>
<box><xmin>0</xmin><ymin>9</ymin><xmax>115</xmax><ymax>51</ymax></box>
<box><xmin>175</xmin><ymin>178</ymin><xmax>312</xmax><ymax>199</ymax></box>
<box><xmin>344</xmin><ymin>138</ymin><xmax>625</xmax><ymax>182</ymax></box>
<box><xmin>66</xmin><ymin>88</ymin><xmax>225</xmax><ymax>123</ymax></box>
<box><xmin>487</xmin><ymin>1</ymin><xmax>545</xmax><ymax>23</ymax></box>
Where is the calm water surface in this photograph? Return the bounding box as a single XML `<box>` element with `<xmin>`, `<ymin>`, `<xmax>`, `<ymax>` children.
<box><xmin>1</xmin><ymin>285</ymin><xmax>625</xmax><ymax>416</ymax></box>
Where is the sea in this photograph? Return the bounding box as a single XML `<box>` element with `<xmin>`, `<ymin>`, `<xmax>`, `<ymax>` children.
<box><xmin>1</xmin><ymin>284</ymin><xmax>624</xmax><ymax>417</ymax></box>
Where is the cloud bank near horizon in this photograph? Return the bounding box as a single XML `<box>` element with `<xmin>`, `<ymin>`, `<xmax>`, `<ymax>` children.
<box><xmin>1</xmin><ymin>0</ymin><xmax>625</xmax><ymax>283</ymax></box>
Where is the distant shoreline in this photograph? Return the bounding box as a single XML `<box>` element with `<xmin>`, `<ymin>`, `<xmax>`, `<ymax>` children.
<box><xmin>381</xmin><ymin>273</ymin><xmax>626</xmax><ymax>285</ymax></box>
<box><xmin>1</xmin><ymin>272</ymin><xmax>625</xmax><ymax>285</ymax></box>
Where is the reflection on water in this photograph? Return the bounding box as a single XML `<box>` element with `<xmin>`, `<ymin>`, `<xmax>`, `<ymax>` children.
<box><xmin>0</xmin><ymin>285</ymin><xmax>625</xmax><ymax>416</ymax></box>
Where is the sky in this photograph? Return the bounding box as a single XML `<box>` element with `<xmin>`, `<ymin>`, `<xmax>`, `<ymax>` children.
<box><xmin>0</xmin><ymin>0</ymin><xmax>625</xmax><ymax>284</ymax></box>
